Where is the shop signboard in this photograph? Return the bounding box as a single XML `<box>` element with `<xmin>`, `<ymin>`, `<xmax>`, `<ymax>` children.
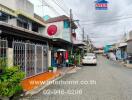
<box><xmin>95</xmin><ymin>0</ymin><xmax>108</xmax><ymax>10</ymax></box>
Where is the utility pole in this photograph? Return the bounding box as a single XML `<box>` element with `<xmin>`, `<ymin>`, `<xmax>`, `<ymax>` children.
<box><xmin>82</xmin><ymin>28</ymin><xmax>85</xmax><ymax>41</ymax></box>
<box><xmin>70</xmin><ymin>9</ymin><xmax>73</xmax><ymax>43</ymax></box>
<box><xmin>87</xmin><ymin>35</ymin><xmax>89</xmax><ymax>53</ymax></box>
<box><xmin>86</xmin><ymin>35</ymin><xmax>93</xmax><ymax>53</ymax></box>
<box><xmin>82</xmin><ymin>28</ymin><xmax>85</xmax><ymax>56</ymax></box>
<box><xmin>69</xmin><ymin>9</ymin><xmax>73</xmax><ymax>66</ymax></box>
<box><xmin>69</xmin><ymin>9</ymin><xmax>73</xmax><ymax>56</ymax></box>
<box><xmin>69</xmin><ymin>9</ymin><xmax>75</xmax><ymax>66</ymax></box>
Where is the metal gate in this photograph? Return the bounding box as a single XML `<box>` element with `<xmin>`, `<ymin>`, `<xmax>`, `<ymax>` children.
<box><xmin>13</xmin><ymin>41</ymin><xmax>48</xmax><ymax>78</ymax></box>
<box><xmin>26</xmin><ymin>43</ymin><xmax>35</xmax><ymax>77</ymax></box>
<box><xmin>36</xmin><ymin>45</ymin><xmax>43</xmax><ymax>74</ymax></box>
<box><xmin>13</xmin><ymin>41</ymin><xmax>25</xmax><ymax>72</ymax></box>
<box><xmin>43</xmin><ymin>46</ymin><xmax>48</xmax><ymax>71</ymax></box>
<box><xmin>0</xmin><ymin>38</ymin><xmax>8</xmax><ymax>68</ymax></box>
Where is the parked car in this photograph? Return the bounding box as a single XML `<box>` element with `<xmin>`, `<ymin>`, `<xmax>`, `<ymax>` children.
<box><xmin>82</xmin><ymin>53</ymin><xmax>97</xmax><ymax>65</ymax></box>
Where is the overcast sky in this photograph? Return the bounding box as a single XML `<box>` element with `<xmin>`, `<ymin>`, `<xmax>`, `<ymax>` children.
<box><xmin>29</xmin><ymin>0</ymin><xmax>132</xmax><ymax>47</ymax></box>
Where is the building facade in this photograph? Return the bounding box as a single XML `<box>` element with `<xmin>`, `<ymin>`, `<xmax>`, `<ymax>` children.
<box><xmin>0</xmin><ymin>0</ymin><xmax>49</xmax><ymax>78</ymax></box>
<box><xmin>44</xmin><ymin>15</ymin><xmax>77</xmax><ymax>67</ymax></box>
<box><xmin>126</xmin><ymin>31</ymin><xmax>132</xmax><ymax>64</ymax></box>
<box><xmin>0</xmin><ymin>0</ymin><xmax>81</xmax><ymax>79</ymax></box>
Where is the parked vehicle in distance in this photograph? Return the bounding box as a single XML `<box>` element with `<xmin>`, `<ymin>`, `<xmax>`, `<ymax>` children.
<box><xmin>82</xmin><ymin>53</ymin><xmax>97</xmax><ymax>65</ymax></box>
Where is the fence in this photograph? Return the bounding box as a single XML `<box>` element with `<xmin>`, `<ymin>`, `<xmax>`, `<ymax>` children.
<box><xmin>13</xmin><ymin>41</ymin><xmax>48</xmax><ymax>77</ymax></box>
<box><xmin>0</xmin><ymin>38</ymin><xmax>8</xmax><ymax>68</ymax></box>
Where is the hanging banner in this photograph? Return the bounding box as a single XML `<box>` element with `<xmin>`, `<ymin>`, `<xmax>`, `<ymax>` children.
<box><xmin>65</xmin><ymin>51</ymin><xmax>68</xmax><ymax>59</ymax></box>
<box><xmin>95</xmin><ymin>0</ymin><xmax>108</xmax><ymax>10</ymax></box>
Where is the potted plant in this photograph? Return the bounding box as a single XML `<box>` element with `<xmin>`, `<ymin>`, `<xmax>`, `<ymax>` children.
<box><xmin>48</xmin><ymin>66</ymin><xmax>53</xmax><ymax>72</ymax></box>
<box><xmin>0</xmin><ymin>66</ymin><xmax>25</xmax><ymax>100</ymax></box>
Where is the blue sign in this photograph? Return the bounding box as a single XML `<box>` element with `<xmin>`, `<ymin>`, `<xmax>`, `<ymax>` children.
<box><xmin>104</xmin><ymin>45</ymin><xmax>112</xmax><ymax>53</ymax></box>
<box><xmin>95</xmin><ymin>0</ymin><xmax>108</xmax><ymax>10</ymax></box>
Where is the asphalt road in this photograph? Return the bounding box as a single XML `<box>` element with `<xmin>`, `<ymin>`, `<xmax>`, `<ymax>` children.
<box><xmin>25</xmin><ymin>55</ymin><xmax>132</xmax><ymax>100</ymax></box>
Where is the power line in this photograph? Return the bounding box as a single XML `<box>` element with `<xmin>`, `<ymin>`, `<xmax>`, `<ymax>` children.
<box><xmin>55</xmin><ymin>0</ymin><xmax>70</xmax><ymax>11</ymax></box>
<box><xmin>89</xmin><ymin>36</ymin><xmax>123</xmax><ymax>39</ymax></box>
<box><xmin>55</xmin><ymin>0</ymin><xmax>80</xmax><ymax>20</ymax></box>
<box><xmin>38</xmin><ymin>0</ymin><xmax>60</xmax><ymax>16</ymax></box>
<box><xmin>52</xmin><ymin>0</ymin><xmax>69</xmax><ymax>15</ymax></box>
<box><xmin>80</xmin><ymin>14</ymin><xmax>132</xmax><ymax>22</ymax></box>
<box><xmin>80</xmin><ymin>15</ymin><xmax>132</xmax><ymax>25</ymax></box>
<box><xmin>53</xmin><ymin>0</ymin><xmax>83</xmax><ymax>35</ymax></box>
<box><xmin>76</xmin><ymin>34</ymin><xmax>122</xmax><ymax>40</ymax></box>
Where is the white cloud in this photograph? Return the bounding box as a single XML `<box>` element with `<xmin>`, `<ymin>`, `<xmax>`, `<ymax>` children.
<box><xmin>29</xmin><ymin>0</ymin><xmax>132</xmax><ymax>47</ymax></box>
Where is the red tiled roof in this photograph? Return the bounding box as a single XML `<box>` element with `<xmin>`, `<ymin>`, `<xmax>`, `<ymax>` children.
<box><xmin>46</xmin><ymin>15</ymin><xmax>77</xmax><ymax>29</ymax></box>
<box><xmin>45</xmin><ymin>15</ymin><xmax>69</xmax><ymax>23</ymax></box>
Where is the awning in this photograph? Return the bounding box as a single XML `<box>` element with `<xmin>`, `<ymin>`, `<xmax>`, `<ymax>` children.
<box><xmin>0</xmin><ymin>22</ymin><xmax>51</xmax><ymax>42</ymax></box>
<box><xmin>16</xmin><ymin>9</ymin><xmax>46</xmax><ymax>26</ymax></box>
<box><xmin>73</xmin><ymin>42</ymin><xmax>86</xmax><ymax>46</ymax></box>
<box><xmin>57</xmin><ymin>49</ymin><xmax>66</xmax><ymax>52</ymax></box>
<box><xmin>0</xmin><ymin>4</ymin><xmax>17</xmax><ymax>17</ymax></box>
<box><xmin>118</xmin><ymin>43</ymin><xmax>127</xmax><ymax>48</ymax></box>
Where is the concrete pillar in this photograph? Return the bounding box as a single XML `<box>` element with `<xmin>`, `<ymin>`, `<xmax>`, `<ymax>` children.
<box><xmin>7</xmin><ymin>48</ymin><xmax>13</xmax><ymax>67</ymax></box>
<box><xmin>48</xmin><ymin>50</ymin><xmax>51</xmax><ymax>67</ymax></box>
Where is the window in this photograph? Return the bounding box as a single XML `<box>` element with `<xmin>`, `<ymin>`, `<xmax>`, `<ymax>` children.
<box><xmin>17</xmin><ymin>20</ymin><xmax>23</xmax><ymax>27</ymax></box>
<box><xmin>64</xmin><ymin>20</ymin><xmax>70</xmax><ymax>28</ymax></box>
<box><xmin>17</xmin><ymin>17</ymin><xmax>29</xmax><ymax>29</ymax></box>
<box><xmin>0</xmin><ymin>12</ymin><xmax>8</xmax><ymax>22</ymax></box>
<box><xmin>32</xmin><ymin>23</ymin><xmax>39</xmax><ymax>32</ymax></box>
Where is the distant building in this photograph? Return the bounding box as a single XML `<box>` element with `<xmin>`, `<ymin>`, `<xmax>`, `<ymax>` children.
<box><xmin>126</xmin><ymin>31</ymin><xmax>132</xmax><ymax>54</ymax></box>
<box><xmin>43</xmin><ymin>15</ymin><xmax>50</xmax><ymax>21</ymax></box>
<box><xmin>104</xmin><ymin>45</ymin><xmax>112</xmax><ymax>53</ymax></box>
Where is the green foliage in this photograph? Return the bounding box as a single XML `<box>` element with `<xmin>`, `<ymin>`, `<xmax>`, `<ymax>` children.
<box><xmin>0</xmin><ymin>57</ymin><xmax>7</xmax><ymax>71</ymax></box>
<box><xmin>48</xmin><ymin>66</ymin><xmax>53</xmax><ymax>70</ymax></box>
<box><xmin>0</xmin><ymin>66</ymin><xmax>25</xmax><ymax>97</ymax></box>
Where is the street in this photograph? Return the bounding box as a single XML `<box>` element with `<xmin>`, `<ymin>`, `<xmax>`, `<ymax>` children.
<box><xmin>26</xmin><ymin>56</ymin><xmax>132</xmax><ymax>100</ymax></box>
<box><xmin>1</xmin><ymin>1</ymin><xmax>132</xmax><ymax>100</ymax></box>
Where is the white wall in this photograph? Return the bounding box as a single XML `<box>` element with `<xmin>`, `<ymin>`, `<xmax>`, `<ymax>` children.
<box><xmin>127</xmin><ymin>31</ymin><xmax>132</xmax><ymax>41</ymax></box>
<box><xmin>39</xmin><ymin>27</ymin><xmax>45</xmax><ymax>35</ymax></box>
<box><xmin>8</xmin><ymin>17</ymin><xmax>17</xmax><ymax>26</ymax></box>
<box><xmin>0</xmin><ymin>0</ymin><xmax>16</xmax><ymax>10</ymax></box>
<box><xmin>0</xmin><ymin>0</ymin><xmax>34</xmax><ymax>16</ymax></box>
<box><xmin>45</xmin><ymin>21</ymin><xmax>71</xmax><ymax>42</ymax></box>
<box><xmin>48</xmin><ymin>50</ymin><xmax>51</xmax><ymax>67</ymax></box>
<box><xmin>16</xmin><ymin>0</ymin><xmax>34</xmax><ymax>16</ymax></box>
<box><xmin>62</xmin><ymin>28</ymin><xmax>71</xmax><ymax>42</ymax></box>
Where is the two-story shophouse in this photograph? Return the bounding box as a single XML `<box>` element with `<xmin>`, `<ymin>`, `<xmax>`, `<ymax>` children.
<box><xmin>0</xmin><ymin>0</ymin><xmax>50</xmax><ymax>78</ymax></box>
<box><xmin>44</xmin><ymin>15</ymin><xmax>77</xmax><ymax>67</ymax></box>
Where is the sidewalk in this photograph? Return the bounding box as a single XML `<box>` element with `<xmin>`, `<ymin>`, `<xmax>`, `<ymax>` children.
<box><xmin>21</xmin><ymin>66</ymin><xmax>75</xmax><ymax>96</ymax></box>
<box><xmin>124</xmin><ymin>64</ymin><xmax>132</xmax><ymax>68</ymax></box>
<box><xmin>114</xmin><ymin>60</ymin><xmax>132</xmax><ymax>69</ymax></box>
<box><xmin>104</xmin><ymin>57</ymin><xmax>132</xmax><ymax>69</ymax></box>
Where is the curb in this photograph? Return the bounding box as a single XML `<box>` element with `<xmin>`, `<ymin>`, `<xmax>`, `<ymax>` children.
<box><xmin>124</xmin><ymin>64</ymin><xmax>132</xmax><ymax>69</ymax></box>
<box><xmin>107</xmin><ymin>60</ymin><xmax>132</xmax><ymax>69</ymax></box>
<box><xmin>22</xmin><ymin>67</ymin><xmax>75</xmax><ymax>97</ymax></box>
